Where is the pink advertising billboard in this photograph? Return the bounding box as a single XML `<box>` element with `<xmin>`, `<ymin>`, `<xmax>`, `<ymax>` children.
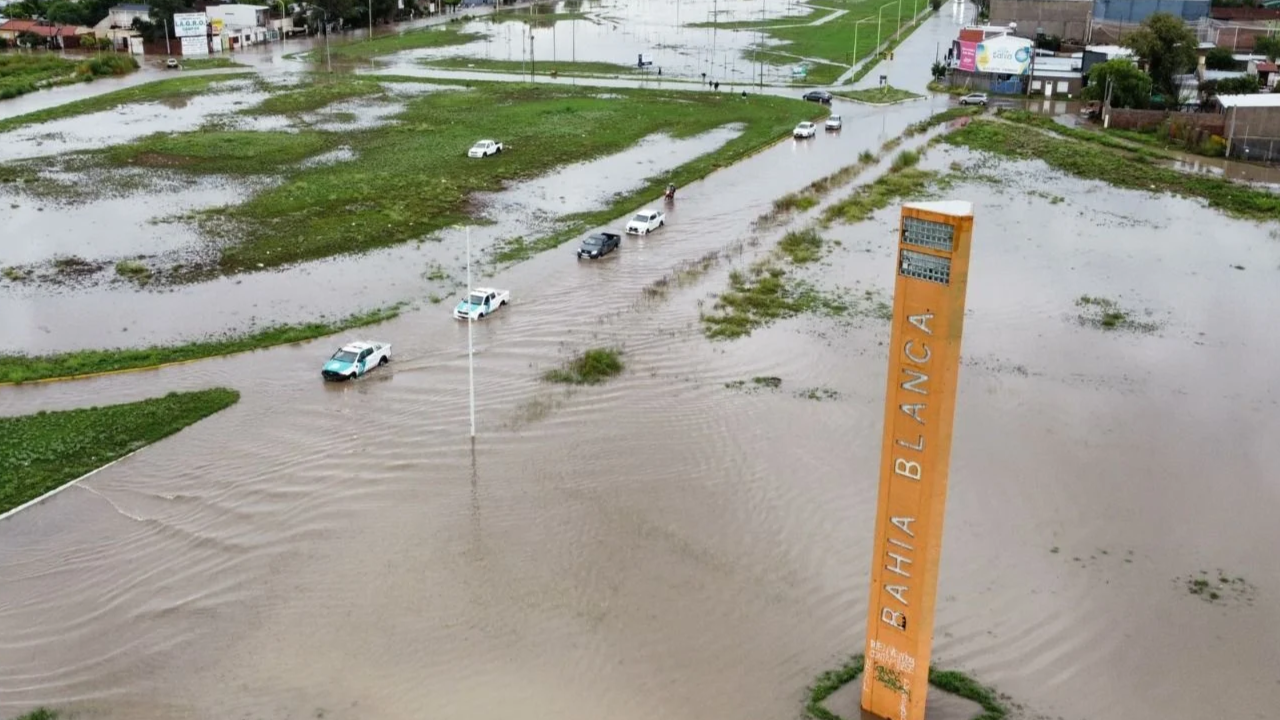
<box><xmin>958</xmin><ymin>41</ymin><xmax>977</xmax><ymax>72</ymax></box>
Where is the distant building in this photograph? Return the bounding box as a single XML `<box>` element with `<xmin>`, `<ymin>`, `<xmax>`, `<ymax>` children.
<box><xmin>1217</xmin><ymin>93</ymin><xmax>1280</xmax><ymax>163</ymax></box>
<box><xmin>990</xmin><ymin>0</ymin><xmax>1093</xmax><ymax>42</ymax></box>
<box><xmin>205</xmin><ymin>4</ymin><xmax>271</xmax><ymax>48</ymax></box>
<box><xmin>0</xmin><ymin>18</ymin><xmax>93</xmax><ymax>48</ymax></box>
<box><xmin>91</xmin><ymin>4</ymin><xmax>150</xmax><ymax>51</ymax></box>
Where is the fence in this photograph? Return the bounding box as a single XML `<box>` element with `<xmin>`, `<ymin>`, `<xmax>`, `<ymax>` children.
<box><xmin>1106</xmin><ymin>108</ymin><xmax>1225</xmax><ymax>133</ymax></box>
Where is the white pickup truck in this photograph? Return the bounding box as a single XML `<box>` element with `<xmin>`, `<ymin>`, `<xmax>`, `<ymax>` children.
<box><xmin>468</xmin><ymin>139</ymin><xmax>504</xmax><ymax>158</ymax></box>
<box><xmin>454</xmin><ymin>287</ymin><xmax>510</xmax><ymax>320</ymax></box>
<box><xmin>625</xmin><ymin>209</ymin><xmax>666</xmax><ymax>235</ymax></box>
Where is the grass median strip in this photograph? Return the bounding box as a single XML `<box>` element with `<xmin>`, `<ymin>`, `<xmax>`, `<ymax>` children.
<box><xmin>0</xmin><ymin>305</ymin><xmax>403</xmax><ymax>385</ymax></box>
<box><xmin>542</xmin><ymin>347</ymin><xmax>624</xmax><ymax>385</ymax></box>
<box><xmin>0</xmin><ymin>389</ymin><xmax>240</xmax><ymax>515</ymax></box>
<box><xmin>1</xmin><ymin>53</ymin><xmax>139</xmax><ymax>101</ymax></box>
<box><xmin>946</xmin><ymin>117</ymin><xmax>1280</xmax><ymax>222</ymax></box>
<box><xmin>0</xmin><ymin>73</ymin><xmax>254</xmax><ymax>134</ymax></box>
<box><xmin>834</xmin><ymin>86</ymin><xmax>922</xmax><ymax>104</ymax></box>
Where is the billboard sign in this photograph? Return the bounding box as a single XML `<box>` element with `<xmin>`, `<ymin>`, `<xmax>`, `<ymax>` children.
<box><xmin>181</xmin><ymin>35</ymin><xmax>208</xmax><ymax>56</ymax></box>
<box><xmin>211</xmin><ymin>18</ymin><xmax>225</xmax><ymax>35</ymax></box>
<box><xmin>975</xmin><ymin>34</ymin><xmax>1032</xmax><ymax>75</ymax></box>
<box><xmin>957</xmin><ymin>41</ymin><xmax>977</xmax><ymax>72</ymax></box>
<box><xmin>173</xmin><ymin>12</ymin><xmax>208</xmax><ymax>38</ymax></box>
<box><xmin>861</xmin><ymin>201</ymin><xmax>975</xmax><ymax>720</ymax></box>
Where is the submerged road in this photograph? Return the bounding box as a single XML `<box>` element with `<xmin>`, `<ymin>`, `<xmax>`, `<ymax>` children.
<box><xmin>0</xmin><ymin>5</ymin><xmax>990</xmax><ymax>719</ymax></box>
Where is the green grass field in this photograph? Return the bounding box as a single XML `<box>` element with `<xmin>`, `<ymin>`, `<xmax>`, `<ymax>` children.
<box><xmin>0</xmin><ymin>389</ymin><xmax>240</xmax><ymax>514</ymax></box>
<box><xmin>322</xmin><ymin>25</ymin><xmax>484</xmax><ymax>61</ymax></box>
<box><xmin>421</xmin><ymin>57</ymin><xmax>639</xmax><ymax>76</ymax></box>
<box><xmin>87</xmin><ymin>77</ymin><xmax>818</xmax><ymax>276</ymax></box>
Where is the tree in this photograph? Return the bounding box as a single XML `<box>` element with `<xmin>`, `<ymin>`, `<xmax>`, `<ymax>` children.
<box><xmin>1215</xmin><ymin>75</ymin><xmax>1261</xmax><ymax>94</ymax></box>
<box><xmin>1122</xmin><ymin>12</ymin><xmax>1198</xmax><ymax>100</ymax></box>
<box><xmin>1204</xmin><ymin>47</ymin><xmax>1237</xmax><ymax>70</ymax></box>
<box><xmin>1083</xmin><ymin>58</ymin><xmax>1153</xmax><ymax>109</ymax></box>
<box><xmin>1255</xmin><ymin>35</ymin><xmax>1280</xmax><ymax>63</ymax></box>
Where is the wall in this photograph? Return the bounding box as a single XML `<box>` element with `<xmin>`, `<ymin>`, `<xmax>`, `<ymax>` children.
<box><xmin>990</xmin><ymin>0</ymin><xmax>1092</xmax><ymax>41</ymax></box>
<box><xmin>1091</xmin><ymin>0</ymin><xmax>1210</xmax><ymax>23</ymax></box>
<box><xmin>1225</xmin><ymin>105</ymin><xmax>1280</xmax><ymax>162</ymax></box>
<box><xmin>1106</xmin><ymin>107</ymin><xmax>1226</xmax><ymax>133</ymax></box>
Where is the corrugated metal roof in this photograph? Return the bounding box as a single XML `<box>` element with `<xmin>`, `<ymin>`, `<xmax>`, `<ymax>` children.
<box><xmin>1218</xmin><ymin>94</ymin><xmax>1280</xmax><ymax>108</ymax></box>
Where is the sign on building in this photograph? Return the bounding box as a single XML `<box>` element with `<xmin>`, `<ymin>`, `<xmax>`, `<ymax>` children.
<box><xmin>974</xmin><ymin>35</ymin><xmax>1032</xmax><ymax>75</ymax></box>
<box><xmin>211</xmin><ymin>18</ymin><xmax>225</xmax><ymax>35</ymax></box>
<box><xmin>181</xmin><ymin>35</ymin><xmax>209</xmax><ymax>56</ymax></box>
<box><xmin>173</xmin><ymin>12</ymin><xmax>208</xmax><ymax>38</ymax></box>
<box><xmin>861</xmin><ymin>201</ymin><xmax>975</xmax><ymax>720</ymax></box>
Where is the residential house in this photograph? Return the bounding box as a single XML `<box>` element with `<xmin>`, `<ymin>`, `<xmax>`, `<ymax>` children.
<box><xmin>92</xmin><ymin>3</ymin><xmax>151</xmax><ymax>50</ymax></box>
<box><xmin>0</xmin><ymin>18</ymin><xmax>38</xmax><ymax>42</ymax></box>
<box><xmin>1217</xmin><ymin>93</ymin><xmax>1280</xmax><ymax>163</ymax></box>
<box><xmin>0</xmin><ymin>19</ymin><xmax>92</xmax><ymax>48</ymax></box>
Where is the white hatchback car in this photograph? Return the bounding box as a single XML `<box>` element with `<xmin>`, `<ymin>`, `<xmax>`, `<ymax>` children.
<box><xmin>793</xmin><ymin>121</ymin><xmax>817</xmax><ymax>139</ymax></box>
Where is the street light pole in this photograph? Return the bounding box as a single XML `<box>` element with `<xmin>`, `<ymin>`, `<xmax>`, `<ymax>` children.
<box><xmin>368</xmin><ymin>0</ymin><xmax>372</xmax><ymax>41</ymax></box>
<box><xmin>466</xmin><ymin>226</ymin><xmax>476</xmax><ymax>439</ymax></box>
<box><xmin>324</xmin><ymin>9</ymin><xmax>332</xmax><ymax>72</ymax></box>
<box><xmin>877</xmin><ymin>4</ymin><xmax>891</xmax><ymax>51</ymax></box>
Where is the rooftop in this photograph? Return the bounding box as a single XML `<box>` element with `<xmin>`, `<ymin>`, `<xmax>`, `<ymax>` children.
<box><xmin>1217</xmin><ymin>94</ymin><xmax>1280</xmax><ymax>108</ymax></box>
<box><xmin>111</xmin><ymin>3</ymin><xmax>151</xmax><ymax>10</ymax></box>
<box><xmin>905</xmin><ymin>200</ymin><xmax>974</xmax><ymax>218</ymax></box>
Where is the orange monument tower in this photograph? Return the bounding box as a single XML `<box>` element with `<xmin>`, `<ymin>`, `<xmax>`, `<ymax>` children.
<box><xmin>861</xmin><ymin>201</ymin><xmax>975</xmax><ymax>720</ymax></box>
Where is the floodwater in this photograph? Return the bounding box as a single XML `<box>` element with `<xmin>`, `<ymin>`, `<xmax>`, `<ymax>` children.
<box><xmin>4</xmin><ymin>109</ymin><xmax>1280</xmax><ymax>720</ymax></box>
<box><xmin>0</xmin><ymin>96</ymin><xmax>945</xmax><ymax>354</ymax></box>
<box><xmin>6</xmin><ymin>4</ymin><xmax>1280</xmax><ymax>720</ymax></box>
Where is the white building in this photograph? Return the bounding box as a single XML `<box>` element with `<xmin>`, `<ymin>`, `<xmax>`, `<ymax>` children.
<box><xmin>205</xmin><ymin>4</ymin><xmax>271</xmax><ymax>48</ymax></box>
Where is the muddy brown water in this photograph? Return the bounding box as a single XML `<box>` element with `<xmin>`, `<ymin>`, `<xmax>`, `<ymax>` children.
<box><xmin>4</xmin><ymin>106</ymin><xmax>1280</xmax><ymax>720</ymax></box>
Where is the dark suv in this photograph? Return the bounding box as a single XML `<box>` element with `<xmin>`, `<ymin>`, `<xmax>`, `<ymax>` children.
<box><xmin>802</xmin><ymin>90</ymin><xmax>833</xmax><ymax>104</ymax></box>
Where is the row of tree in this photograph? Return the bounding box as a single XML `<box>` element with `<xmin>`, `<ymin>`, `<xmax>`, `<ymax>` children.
<box><xmin>1083</xmin><ymin>13</ymin><xmax>1278</xmax><ymax>109</ymax></box>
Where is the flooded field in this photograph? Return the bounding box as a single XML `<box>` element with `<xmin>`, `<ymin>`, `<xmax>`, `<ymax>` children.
<box><xmin>4</xmin><ymin>99</ymin><xmax>1280</xmax><ymax>720</ymax></box>
<box><xmin>0</xmin><ymin>82</ymin><xmax>938</xmax><ymax>354</ymax></box>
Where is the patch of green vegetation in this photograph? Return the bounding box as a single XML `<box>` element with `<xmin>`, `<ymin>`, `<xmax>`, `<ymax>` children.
<box><xmin>0</xmin><ymin>74</ymin><xmax>253</xmax><ymax>134</ymax></box>
<box><xmin>642</xmin><ymin>250</ymin><xmax>722</xmax><ymax>299</ymax></box>
<box><xmin>324</xmin><ymin>25</ymin><xmax>484</xmax><ymax>61</ymax></box>
<box><xmin>904</xmin><ymin>105</ymin><xmax>983</xmax><ymax>136</ymax></box>
<box><xmin>2</xmin><ymin>266</ymin><xmax>31</xmax><ymax>282</ymax></box>
<box><xmin>488</xmin><ymin>9</ymin><xmax>587</xmax><ymax>25</ymax></box>
<box><xmin>890</xmin><ymin>149</ymin><xmax>921</xmax><ymax>171</ymax></box>
<box><xmin>777</xmin><ymin>228</ymin><xmax>826</xmax><ymax>264</ymax></box>
<box><xmin>689</xmin><ymin>7</ymin><xmax>832</xmax><ymax>29</ymax></box>
<box><xmin>114</xmin><ymin>259</ymin><xmax>151</xmax><ymax>283</ymax></box>
<box><xmin>177</xmin><ymin>56</ymin><xmax>249</xmax><ymax>70</ymax></box>
<box><xmin>0</xmin><ymin>305</ymin><xmax>404</xmax><ymax>385</ymax></box>
<box><xmin>994</xmin><ymin>108</ymin><xmax>1165</xmax><ymax>158</ymax></box>
<box><xmin>421</xmin><ymin>57</ymin><xmax>638</xmax><ymax>76</ymax></box>
<box><xmin>760</xmin><ymin>154</ymin><xmax>879</xmax><ymax>225</ymax></box>
<box><xmin>739</xmin><ymin>0</ymin><xmax>927</xmax><ymax>85</ymax></box>
<box><xmin>725</xmin><ymin>375</ymin><xmax>784</xmax><ymax>392</ymax></box>
<box><xmin>244</xmin><ymin>76</ymin><xmax>388</xmax><ymax>115</ymax></box>
<box><xmin>804</xmin><ymin>654</ymin><xmax>1009</xmax><ymax>720</ymax></box>
<box><xmin>821</xmin><ymin>168</ymin><xmax>936</xmax><ymax>226</ymax></box>
<box><xmin>834</xmin><ymin>85</ymin><xmax>922</xmax><ymax>104</ymax></box>
<box><xmin>1075</xmin><ymin>295</ymin><xmax>1159</xmax><ymax>333</ymax></box>
<box><xmin>105</xmin><ymin>130</ymin><xmax>334</xmax><ymax>174</ymax></box>
<box><xmin>0</xmin><ymin>389</ymin><xmax>239</xmax><ymax>514</ymax></box>
<box><xmin>701</xmin><ymin>262</ymin><xmax>847</xmax><ymax>340</ymax></box>
<box><xmin>796</xmin><ymin>386</ymin><xmax>840</xmax><ymax>400</ymax></box>
<box><xmin>8</xmin><ymin>709</ymin><xmax>59</xmax><ymax>720</ymax></box>
<box><xmin>542</xmin><ymin>347</ymin><xmax>624</xmax><ymax>385</ymax></box>
<box><xmin>1</xmin><ymin>53</ymin><xmax>138</xmax><ymax>100</ymax></box>
<box><xmin>950</xmin><ymin>118</ymin><xmax>1280</xmax><ymax>221</ymax></box>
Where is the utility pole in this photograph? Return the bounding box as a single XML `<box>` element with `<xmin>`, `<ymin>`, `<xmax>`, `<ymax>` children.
<box><xmin>368</xmin><ymin>0</ymin><xmax>373</xmax><ymax>42</ymax></box>
<box><xmin>323</xmin><ymin>9</ymin><xmax>332</xmax><ymax>72</ymax></box>
<box><xmin>530</xmin><ymin>31</ymin><xmax>535</xmax><ymax>80</ymax></box>
<box><xmin>163</xmin><ymin>17</ymin><xmax>171</xmax><ymax>55</ymax></box>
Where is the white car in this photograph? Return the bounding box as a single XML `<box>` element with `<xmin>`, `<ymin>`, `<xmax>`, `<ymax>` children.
<box><xmin>625</xmin><ymin>209</ymin><xmax>665</xmax><ymax>235</ymax></box>
<box><xmin>793</xmin><ymin>121</ymin><xmax>817</xmax><ymax>139</ymax></box>
<box><xmin>454</xmin><ymin>287</ymin><xmax>510</xmax><ymax>320</ymax></box>
<box><xmin>468</xmin><ymin>139</ymin><xmax>504</xmax><ymax>158</ymax></box>
<box><xmin>825</xmin><ymin>115</ymin><xmax>843</xmax><ymax>131</ymax></box>
<box><xmin>321</xmin><ymin>341</ymin><xmax>391</xmax><ymax>381</ymax></box>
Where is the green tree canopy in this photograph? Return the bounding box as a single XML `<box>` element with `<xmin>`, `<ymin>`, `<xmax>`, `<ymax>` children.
<box><xmin>1084</xmin><ymin>58</ymin><xmax>1153</xmax><ymax>109</ymax></box>
<box><xmin>1204</xmin><ymin>46</ymin><xmax>1237</xmax><ymax>70</ymax></box>
<box><xmin>1255</xmin><ymin>35</ymin><xmax>1280</xmax><ymax>63</ymax></box>
<box><xmin>1121</xmin><ymin>12</ymin><xmax>1198</xmax><ymax>100</ymax></box>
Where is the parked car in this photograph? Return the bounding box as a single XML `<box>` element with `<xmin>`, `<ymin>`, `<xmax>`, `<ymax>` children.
<box><xmin>165</xmin><ymin>58</ymin><xmax>179</xmax><ymax>69</ymax></box>
<box><xmin>793</xmin><ymin>121</ymin><xmax>817</xmax><ymax>139</ymax></box>
<box><xmin>454</xmin><ymin>287</ymin><xmax>510</xmax><ymax>320</ymax></box>
<box><xmin>577</xmin><ymin>232</ymin><xmax>622</xmax><ymax>259</ymax></box>
<box><xmin>625</xmin><ymin>209</ymin><xmax>665</xmax><ymax>235</ymax></box>
<box><xmin>468</xmin><ymin>139</ymin><xmax>503</xmax><ymax>158</ymax></box>
<box><xmin>958</xmin><ymin>92</ymin><xmax>988</xmax><ymax>106</ymax></box>
<box><xmin>825</xmin><ymin>114</ymin><xmax>843</xmax><ymax>131</ymax></box>
<box><xmin>321</xmin><ymin>341</ymin><xmax>391</xmax><ymax>381</ymax></box>
<box><xmin>802</xmin><ymin>90</ymin><xmax>833</xmax><ymax>104</ymax></box>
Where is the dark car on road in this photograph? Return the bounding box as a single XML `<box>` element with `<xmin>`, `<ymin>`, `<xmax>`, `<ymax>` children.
<box><xmin>577</xmin><ymin>232</ymin><xmax>622</xmax><ymax>259</ymax></box>
<box><xmin>802</xmin><ymin>90</ymin><xmax>833</xmax><ymax>104</ymax></box>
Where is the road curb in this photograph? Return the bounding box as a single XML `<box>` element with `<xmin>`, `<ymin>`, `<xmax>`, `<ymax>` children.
<box><xmin>0</xmin><ymin>450</ymin><xmax>140</xmax><ymax>523</ymax></box>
